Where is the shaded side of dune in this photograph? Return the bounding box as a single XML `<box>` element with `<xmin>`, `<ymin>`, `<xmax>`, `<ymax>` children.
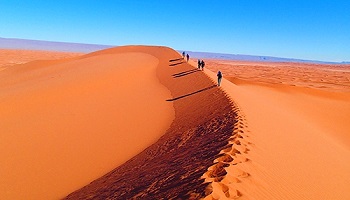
<box><xmin>64</xmin><ymin>46</ymin><xmax>236</xmax><ymax>199</ymax></box>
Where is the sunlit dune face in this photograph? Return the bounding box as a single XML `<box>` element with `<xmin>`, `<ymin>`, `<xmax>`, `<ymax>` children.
<box><xmin>0</xmin><ymin>50</ymin><xmax>174</xmax><ymax>199</ymax></box>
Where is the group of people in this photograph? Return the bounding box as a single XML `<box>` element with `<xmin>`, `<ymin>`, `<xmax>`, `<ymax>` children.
<box><xmin>197</xmin><ymin>59</ymin><xmax>222</xmax><ymax>86</ymax></box>
<box><xmin>197</xmin><ymin>59</ymin><xmax>205</xmax><ymax>71</ymax></box>
<box><xmin>181</xmin><ymin>51</ymin><xmax>222</xmax><ymax>86</ymax></box>
<box><xmin>182</xmin><ymin>51</ymin><xmax>190</xmax><ymax>62</ymax></box>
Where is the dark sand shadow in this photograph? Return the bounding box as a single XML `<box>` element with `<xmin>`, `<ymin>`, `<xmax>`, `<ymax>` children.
<box><xmin>169</xmin><ymin>57</ymin><xmax>184</xmax><ymax>66</ymax></box>
<box><xmin>172</xmin><ymin>69</ymin><xmax>200</xmax><ymax>78</ymax></box>
<box><xmin>166</xmin><ymin>85</ymin><xmax>217</xmax><ymax>101</ymax></box>
<box><xmin>169</xmin><ymin>62</ymin><xmax>183</xmax><ymax>66</ymax></box>
<box><xmin>169</xmin><ymin>58</ymin><xmax>183</xmax><ymax>62</ymax></box>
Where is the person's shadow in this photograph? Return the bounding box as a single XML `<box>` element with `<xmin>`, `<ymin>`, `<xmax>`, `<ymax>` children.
<box><xmin>166</xmin><ymin>85</ymin><xmax>217</xmax><ymax>101</ymax></box>
<box><xmin>169</xmin><ymin>58</ymin><xmax>183</xmax><ymax>66</ymax></box>
<box><xmin>172</xmin><ymin>69</ymin><xmax>200</xmax><ymax>78</ymax></box>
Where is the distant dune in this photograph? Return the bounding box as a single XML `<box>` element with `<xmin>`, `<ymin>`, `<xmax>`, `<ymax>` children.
<box><xmin>0</xmin><ymin>49</ymin><xmax>83</xmax><ymax>69</ymax></box>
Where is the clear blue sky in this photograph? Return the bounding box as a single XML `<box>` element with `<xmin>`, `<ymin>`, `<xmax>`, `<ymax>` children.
<box><xmin>1</xmin><ymin>0</ymin><xmax>349</xmax><ymax>62</ymax></box>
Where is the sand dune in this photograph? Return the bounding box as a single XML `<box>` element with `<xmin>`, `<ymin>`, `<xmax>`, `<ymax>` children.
<box><xmin>0</xmin><ymin>47</ymin><xmax>175</xmax><ymax>199</ymax></box>
<box><xmin>203</xmin><ymin>59</ymin><xmax>350</xmax><ymax>199</ymax></box>
<box><xmin>2</xmin><ymin>46</ymin><xmax>350</xmax><ymax>199</ymax></box>
<box><xmin>64</xmin><ymin>47</ymin><xmax>235</xmax><ymax>199</ymax></box>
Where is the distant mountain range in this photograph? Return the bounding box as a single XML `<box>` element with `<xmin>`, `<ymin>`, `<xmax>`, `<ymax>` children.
<box><xmin>183</xmin><ymin>51</ymin><xmax>349</xmax><ymax>64</ymax></box>
<box><xmin>1</xmin><ymin>37</ymin><xmax>348</xmax><ymax>64</ymax></box>
<box><xmin>0</xmin><ymin>37</ymin><xmax>113</xmax><ymax>53</ymax></box>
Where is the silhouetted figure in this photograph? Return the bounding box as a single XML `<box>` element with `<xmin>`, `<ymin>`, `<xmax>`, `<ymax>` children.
<box><xmin>217</xmin><ymin>70</ymin><xmax>223</xmax><ymax>86</ymax></box>
<box><xmin>186</xmin><ymin>54</ymin><xmax>189</xmax><ymax>62</ymax></box>
<box><xmin>182</xmin><ymin>51</ymin><xmax>185</xmax><ymax>58</ymax></box>
<box><xmin>201</xmin><ymin>60</ymin><xmax>205</xmax><ymax>71</ymax></box>
<box><xmin>197</xmin><ymin>59</ymin><xmax>201</xmax><ymax>69</ymax></box>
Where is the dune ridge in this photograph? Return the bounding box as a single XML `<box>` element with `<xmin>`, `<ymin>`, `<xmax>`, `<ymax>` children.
<box><xmin>64</xmin><ymin>46</ymin><xmax>237</xmax><ymax>199</ymax></box>
<box><xmin>183</xmin><ymin>60</ymin><xmax>253</xmax><ymax>199</ymax></box>
<box><xmin>202</xmin><ymin>100</ymin><xmax>251</xmax><ymax>199</ymax></box>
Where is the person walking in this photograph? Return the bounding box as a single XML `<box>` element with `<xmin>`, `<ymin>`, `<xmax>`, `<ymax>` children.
<box><xmin>217</xmin><ymin>70</ymin><xmax>223</xmax><ymax>86</ymax></box>
<box><xmin>197</xmin><ymin>59</ymin><xmax>201</xmax><ymax>69</ymax></box>
<box><xmin>186</xmin><ymin>54</ymin><xmax>189</xmax><ymax>62</ymax></box>
<box><xmin>201</xmin><ymin>60</ymin><xmax>205</xmax><ymax>71</ymax></box>
<box><xmin>182</xmin><ymin>51</ymin><xmax>185</xmax><ymax>58</ymax></box>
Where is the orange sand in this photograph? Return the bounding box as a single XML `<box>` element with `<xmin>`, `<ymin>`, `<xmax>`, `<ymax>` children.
<box><xmin>0</xmin><ymin>49</ymin><xmax>83</xmax><ymax>69</ymax></box>
<box><xmin>205</xmin><ymin>59</ymin><xmax>350</xmax><ymax>92</ymax></box>
<box><xmin>2</xmin><ymin>47</ymin><xmax>350</xmax><ymax>199</ymax></box>
<box><xmin>64</xmin><ymin>46</ymin><xmax>235</xmax><ymax>199</ymax></box>
<box><xmin>202</xmin><ymin>59</ymin><xmax>350</xmax><ymax>199</ymax></box>
<box><xmin>0</xmin><ymin>48</ymin><xmax>174</xmax><ymax>199</ymax></box>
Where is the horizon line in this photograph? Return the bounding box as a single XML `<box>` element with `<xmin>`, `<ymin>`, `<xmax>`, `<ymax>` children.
<box><xmin>0</xmin><ymin>36</ymin><xmax>349</xmax><ymax>64</ymax></box>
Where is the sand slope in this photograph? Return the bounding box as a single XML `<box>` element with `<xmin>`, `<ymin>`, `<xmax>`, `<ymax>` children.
<box><xmin>0</xmin><ymin>47</ymin><xmax>175</xmax><ymax>199</ymax></box>
<box><xmin>203</xmin><ymin>60</ymin><xmax>350</xmax><ymax>199</ymax></box>
<box><xmin>64</xmin><ymin>47</ymin><xmax>236</xmax><ymax>199</ymax></box>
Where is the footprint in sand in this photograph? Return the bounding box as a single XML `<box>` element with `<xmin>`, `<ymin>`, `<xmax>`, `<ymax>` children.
<box><xmin>230</xmin><ymin>148</ymin><xmax>241</xmax><ymax>156</ymax></box>
<box><xmin>215</xmin><ymin>154</ymin><xmax>234</xmax><ymax>163</ymax></box>
<box><xmin>234</xmin><ymin>140</ymin><xmax>241</xmax><ymax>145</ymax></box>
<box><xmin>232</xmin><ymin>154</ymin><xmax>249</xmax><ymax>165</ymax></box>
<box><xmin>236</xmin><ymin>168</ymin><xmax>249</xmax><ymax>178</ymax></box>
<box><xmin>220</xmin><ymin>183</ymin><xmax>241</xmax><ymax>199</ymax></box>
<box><xmin>222</xmin><ymin>145</ymin><xmax>233</xmax><ymax>153</ymax></box>
<box><xmin>203</xmin><ymin>103</ymin><xmax>254</xmax><ymax>199</ymax></box>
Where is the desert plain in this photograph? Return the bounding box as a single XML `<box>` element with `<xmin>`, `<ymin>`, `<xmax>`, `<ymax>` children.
<box><xmin>0</xmin><ymin>47</ymin><xmax>349</xmax><ymax>199</ymax></box>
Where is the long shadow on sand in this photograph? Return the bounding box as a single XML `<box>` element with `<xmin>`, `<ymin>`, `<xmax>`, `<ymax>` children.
<box><xmin>169</xmin><ymin>62</ymin><xmax>183</xmax><ymax>66</ymax></box>
<box><xmin>172</xmin><ymin>69</ymin><xmax>200</xmax><ymax>78</ymax></box>
<box><xmin>169</xmin><ymin>57</ymin><xmax>184</xmax><ymax>66</ymax></box>
<box><xmin>166</xmin><ymin>85</ymin><xmax>217</xmax><ymax>101</ymax></box>
<box><xmin>169</xmin><ymin>58</ymin><xmax>183</xmax><ymax>62</ymax></box>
